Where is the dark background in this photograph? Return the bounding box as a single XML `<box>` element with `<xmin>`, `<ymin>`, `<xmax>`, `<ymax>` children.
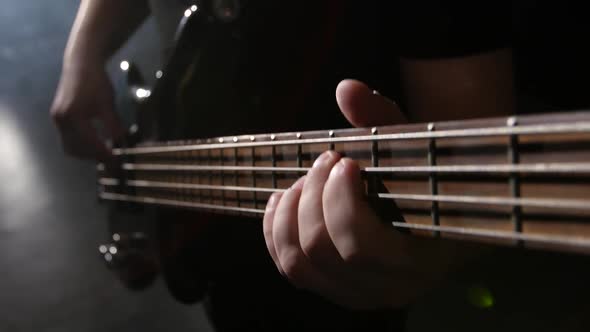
<box><xmin>0</xmin><ymin>1</ymin><xmax>212</xmax><ymax>331</ymax></box>
<box><xmin>1</xmin><ymin>1</ymin><xmax>590</xmax><ymax>331</ymax></box>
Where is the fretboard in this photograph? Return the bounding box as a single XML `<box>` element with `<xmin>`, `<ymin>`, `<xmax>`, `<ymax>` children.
<box><xmin>97</xmin><ymin>110</ymin><xmax>590</xmax><ymax>255</ymax></box>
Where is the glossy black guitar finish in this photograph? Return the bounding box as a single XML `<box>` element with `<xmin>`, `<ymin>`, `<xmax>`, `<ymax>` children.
<box><xmin>101</xmin><ymin>5</ymin><xmax>217</xmax><ymax>300</ymax></box>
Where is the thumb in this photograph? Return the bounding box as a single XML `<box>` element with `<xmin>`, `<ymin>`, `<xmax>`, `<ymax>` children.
<box><xmin>336</xmin><ymin>79</ymin><xmax>407</xmax><ymax>128</ymax></box>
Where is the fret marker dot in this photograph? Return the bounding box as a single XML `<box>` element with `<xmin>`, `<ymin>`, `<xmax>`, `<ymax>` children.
<box><xmin>233</xmin><ymin>137</ymin><xmax>238</xmax><ymax>143</ymax></box>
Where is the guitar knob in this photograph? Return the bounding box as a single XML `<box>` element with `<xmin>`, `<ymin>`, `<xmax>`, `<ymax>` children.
<box><xmin>98</xmin><ymin>232</ymin><xmax>158</xmax><ymax>290</ymax></box>
<box><xmin>98</xmin><ymin>243</ymin><xmax>122</xmax><ymax>268</ymax></box>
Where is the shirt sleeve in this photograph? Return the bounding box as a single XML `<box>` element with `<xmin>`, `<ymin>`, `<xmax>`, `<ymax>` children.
<box><xmin>391</xmin><ymin>1</ymin><xmax>513</xmax><ymax>59</ymax></box>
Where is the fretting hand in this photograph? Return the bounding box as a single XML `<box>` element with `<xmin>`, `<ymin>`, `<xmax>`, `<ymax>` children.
<box><xmin>263</xmin><ymin>79</ymin><xmax>474</xmax><ymax>309</ymax></box>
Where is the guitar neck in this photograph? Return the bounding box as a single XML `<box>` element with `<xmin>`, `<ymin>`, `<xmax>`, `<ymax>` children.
<box><xmin>98</xmin><ymin>110</ymin><xmax>590</xmax><ymax>255</ymax></box>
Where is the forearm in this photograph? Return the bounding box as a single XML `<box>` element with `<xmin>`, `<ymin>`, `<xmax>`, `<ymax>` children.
<box><xmin>64</xmin><ymin>0</ymin><xmax>150</xmax><ymax>65</ymax></box>
<box><xmin>400</xmin><ymin>48</ymin><xmax>516</xmax><ymax>122</ymax></box>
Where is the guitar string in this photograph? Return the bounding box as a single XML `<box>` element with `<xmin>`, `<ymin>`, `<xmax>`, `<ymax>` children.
<box><xmin>111</xmin><ymin>121</ymin><xmax>590</xmax><ymax>155</ymax></box>
<box><xmin>98</xmin><ymin>192</ymin><xmax>590</xmax><ymax>249</ymax></box>
<box><xmin>109</xmin><ymin>161</ymin><xmax>590</xmax><ymax>174</ymax></box>
<box><xmin>98</xmin><ymin>178</ymin><xmax>590</xmax><ymax>210</ymax></box>
<box><xmin>100</xmin><ymin>120</ymin><xmax>590</xmax><ymax>249</ymax></box>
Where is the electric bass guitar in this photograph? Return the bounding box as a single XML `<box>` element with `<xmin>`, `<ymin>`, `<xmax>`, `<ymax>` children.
<box><xmin>95</xmin><ymin>4</ymin><xmax>590</xmax><ymax>309</ymax></box>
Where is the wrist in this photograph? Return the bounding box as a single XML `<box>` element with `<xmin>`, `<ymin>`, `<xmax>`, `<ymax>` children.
<box><xmin>63</xmin><ymin>37</ymin><xmax>108</xmax><ymax>70</ymax></box>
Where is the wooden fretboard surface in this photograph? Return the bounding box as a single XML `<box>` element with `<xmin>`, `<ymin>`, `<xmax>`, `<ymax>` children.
<box><xmin>98</xmin><ymin>110</ymin><xmax>590</xmax><ymax>254</ymax></box>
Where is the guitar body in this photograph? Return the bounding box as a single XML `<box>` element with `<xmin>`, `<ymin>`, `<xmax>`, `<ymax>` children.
<box><xmin>102</xmin><ymin>0</ymin><xmax>355</xmax><ymax>305</ymax></box>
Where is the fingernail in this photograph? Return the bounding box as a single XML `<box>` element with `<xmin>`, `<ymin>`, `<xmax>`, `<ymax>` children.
<box><xmin>329</xmin><ymin>159</ymin><xmax>346</xmax><ymax>179</ymax></box>
<box><xmin>313</xmin><ymin>151</ymin><xmax>333</xmax><ymax>168</ymax></box>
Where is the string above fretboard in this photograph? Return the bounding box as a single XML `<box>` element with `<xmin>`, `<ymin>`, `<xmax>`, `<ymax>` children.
<box><xmin>98</xmin><ymin>192</ymin><xmax>590</xmax><ymax>250</ymax></box>
<box><xmin>98</xmin><ymin>110</ymin><xmax>590</xmax><ymax>255</ymax></box>
<box><xmin>98</xmin><ymin>177</ymin><xmax>590</xmax><ymax>211</ymax></box>
<box><xmin>112</xmin><ymin>119</ymin><xmax>590</xmax><ymax>155</ymax></box>
<box><xmin>98</xmin><ymin>162</ymin><xmax>590</xmax><ymax>174</ymax></box>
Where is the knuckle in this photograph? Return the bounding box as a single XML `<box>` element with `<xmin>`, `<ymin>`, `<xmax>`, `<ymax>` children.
<box><xmin>339</xmin><ymin>244</ymin><xmax>367</xmax><ymax>266</ymax></box>
<box><xmin>50</xmin><ymin>107</ymin><xmax>72</xmax><ymax>125</ymax></box>
<box><xmin>300</xmin><ymin>227</ymin><xmax>326</xmax><ymax>260</ymax></box>
<box><xmin>280</xmin><ymin>250</ymin><xmax>307</xmax><ymax>284</ymax></box>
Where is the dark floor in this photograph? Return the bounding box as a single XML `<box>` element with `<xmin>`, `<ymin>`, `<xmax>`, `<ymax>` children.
<box><xmin>2</xmin><ymin>1</ymin><xmax>590</xmax><ymax>331</ymax></box>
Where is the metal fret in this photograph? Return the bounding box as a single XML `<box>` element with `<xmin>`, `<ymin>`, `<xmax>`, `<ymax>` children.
<box><xmin>427</xmin><ymin>123</ymin><xmax>440</xmax><ymax>237</ymax></box>
<box><xmin>371</xmin><ymin>127</ymin><xmax>379</xmax><ymax>167</ymax></box>
<box><xmin>219</xmin><ymin>138</ymin><xmax>226</xmax><ymax>206</ymax></box>
<box><xmin>271</xmin><ymin>134</ymin><xmax>277</xmax><ymax>189</ymax></box>
<box><xmin>507</xmin><ymin>117</ymin><xmax>522</xmax><ymax>245</ymax></box>
<box><xmin>329</xmin><ymin>130</ymin><xmax>335</xmax><ymax>151</ymax></box>
<box><xmin>207</xmin><ymin>139</ymin><xmax>213</xmax><ymax>203</ymax></box>
<box><xmin>182</xmin><ymin>143</ymin><xmax>188</xmax><ymax>202</ymax></box>
<box><xmin>185</xmin><ymin>142</ymin><xmax>192</xmax><ymax>202</ymax></box>
<box><xmin>169</xmin><ymin>141</ymin><xmax>178</xmax><ymax>202</ymax></box>
<box><xmin>250</xmin><ymin>136</ymin><xmax>258</xmax><ymax>209</ymax></box>
<box><xmin>369</xmin><ymin>127</ymin><xmax>379</xmax><ymax>194</ymax></box>
<box><xmin>296</xmin><ymin>133</ymin><xmax>302</xmax><ymax>168</ymax></box>
<box><xmin>197</xmin><ymin>139</ymin><xmax>203</xmax><ymax>202</ymax></box>
<box><xmin>233</xmin><ymin>137</ymin><xmax>240</xmax><ymax>208</ymax></box>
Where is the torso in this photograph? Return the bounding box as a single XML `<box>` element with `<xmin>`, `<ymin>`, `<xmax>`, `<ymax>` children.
<box><xmin>138</xmin><ymin>3</ymin><xmax>590</xmax><ymax>331</ymax></box>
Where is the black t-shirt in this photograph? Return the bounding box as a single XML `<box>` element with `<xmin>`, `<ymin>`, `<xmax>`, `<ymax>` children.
<box><xmin>392</xmin><ymin>1</ymin><xmax>590</xmax><ymax>111</ymax></box>
<box><xmin>511</xmin><ymin>2</ymin><xmax>590</xmax><ymax>110</ymax></box>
